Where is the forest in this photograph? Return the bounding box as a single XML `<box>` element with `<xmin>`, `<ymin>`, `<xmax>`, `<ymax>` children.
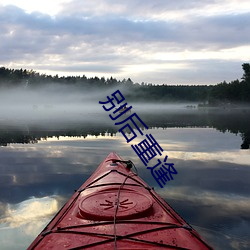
<box><xmin>0</xmin><ymin>63</ymin><xmax>250</xmax><ymax>105</ymax></box>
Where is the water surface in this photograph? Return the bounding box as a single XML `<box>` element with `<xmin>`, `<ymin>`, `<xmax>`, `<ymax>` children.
<box><xmin>0</xmin><ymin>106</ymin><xmax>250</xmax><ymax>249</ymax></box>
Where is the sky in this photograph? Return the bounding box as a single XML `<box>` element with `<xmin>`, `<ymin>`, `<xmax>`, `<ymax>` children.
<box><xmin>0</xmin><ymin>0</ymin><xmax>250</xmax><ymax>85</ymax></box>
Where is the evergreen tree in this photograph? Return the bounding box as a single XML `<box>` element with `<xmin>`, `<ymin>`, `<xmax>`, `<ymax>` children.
<box><xmin>242</xmin><ymin>63</ymin><xmax>250</xmax><ymax>83</ymax></box>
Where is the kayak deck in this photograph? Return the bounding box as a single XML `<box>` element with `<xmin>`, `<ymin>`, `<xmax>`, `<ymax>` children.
<box><xmin>28</xmin><ymin>152</ymin><xmax>213</xmax><ymax>249</ymax></box>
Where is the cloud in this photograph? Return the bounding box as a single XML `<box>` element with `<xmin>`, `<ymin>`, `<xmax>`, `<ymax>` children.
<box><xmin>1</xmin><ymin>6</ymin><xmax>246</xmax><ymax>51</ymax></box>
<box><xmin>58</xmin><ymin>0</ymin><xmax>242</xmax><ymax>19</ymax></box>
<box><xmin>0</xmin><ymin>1</ymin><xmax>250</xmax><ymax>84</ymax></box>
<box><xmin>6</xmin><ymin>5</ymin><xmax>247</xmax><ymax>49</ymax></box>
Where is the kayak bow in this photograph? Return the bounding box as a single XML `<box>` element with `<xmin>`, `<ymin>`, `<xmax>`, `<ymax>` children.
<box><xmin>28</xmin><ymin>152</ymin><xmax>213</xmax><ymax>249</ymax></box>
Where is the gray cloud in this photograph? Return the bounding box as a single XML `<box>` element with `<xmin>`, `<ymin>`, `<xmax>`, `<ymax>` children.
<box><xmin>1</xmin><ymin>4</ymin><xmax>249</xmax><ymax>47</ymax></box>
<box><xmin>0</xmin><ymin>1</ymin><xmax>249</xmax><ymax>84</ymax></box>
<box><xmin>59</xmin><ymin>0</ymin><xmax>216</xmax><ymax>18</ymax></box>
<box><xmin>185</xmin><ymin>13</ymin><xmax>250</xmax><ymax>49</ymax></box>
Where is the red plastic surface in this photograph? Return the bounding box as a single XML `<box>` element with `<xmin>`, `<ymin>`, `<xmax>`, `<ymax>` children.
<box><xmin>27</xmin><ymin>152</ymin><xmax>213</xmax><ymax>250</ymax></box>
<box><xmin>78</xmin><ymin>188</ymin><xmax>153</xmax><ymax>220</ymax></box>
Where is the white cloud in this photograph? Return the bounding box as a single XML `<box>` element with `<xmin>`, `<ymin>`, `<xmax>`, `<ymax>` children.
<box><xmin>0</xmin><ymin>0</ymin><xmax>67</xmax><ymax>16</ymax></box>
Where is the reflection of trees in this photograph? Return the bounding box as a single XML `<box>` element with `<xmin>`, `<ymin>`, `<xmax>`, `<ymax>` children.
<box><xmin>0</xmin><ymin>123</ymin><xmax>118</xmax><ymax>146</ymax></box>
<box><xmin>0</xmin><ymin>131</ymin><xmax>38</xmax><ymax>146</ymax></box>
<box><xmin>0</xmin><ymin>109</ymin><xmax>250</xmax><ymax>149</ymax></box>
<box><xmin>139</xmin><ymin>109</ymin><xmax>250</xmax><ymax>149</ymax></box>
<box><xmin>206</xmin><ymin>110</ymin><xmax>250</xmax><ymax>149</ymax></box>
<box><xmin>241</xmin><ymin>134</ymin><xmax>250</xmax><ymax>149</ymax></box>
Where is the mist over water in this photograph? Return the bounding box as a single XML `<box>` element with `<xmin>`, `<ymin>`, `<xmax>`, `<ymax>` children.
<box><xmin>0</xmin><ymin>85</ymin><xmax>198</xmax><ymax>126</ymax></box>
<box><xmin>0</xmin><ymin>85</ymin><xmax>101</xmax><ymax>122</ymax></box>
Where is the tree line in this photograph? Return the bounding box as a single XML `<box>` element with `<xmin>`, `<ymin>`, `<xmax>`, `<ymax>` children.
<box><xmin>208</xmin><ymin>63</ymin><xmax>250</xmax><ymax>105</ymax></box>
<box><xmin>0</xmin><ymin>63</ymin><xmax>249</xmax><ymax>104</ymax></box>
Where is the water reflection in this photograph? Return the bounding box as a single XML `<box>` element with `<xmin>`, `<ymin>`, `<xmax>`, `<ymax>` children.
<box><xmin>0</xmin><ymin>196</ymin><xmax>59</xmax><ymax>228</ymax></box>
<box><xmin>0</xmin><ymin>109</ymin><xmax>250</xmax><ymax>249</ymax></box>
<box><xmin>0</xmin><ymin>108</ymin><xmax>250</xmax><ymax>149</ymax></box>
<box><xmin>0</xmin><ymin>196</ymin><xmax>62</xmax><ymax>250</ymax></box>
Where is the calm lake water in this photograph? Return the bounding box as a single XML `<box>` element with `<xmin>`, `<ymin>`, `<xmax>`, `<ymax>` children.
<box><xmin>0</xmin><ymin>104</ymin><xmax>250</xmax><ymax>249</ymax></box>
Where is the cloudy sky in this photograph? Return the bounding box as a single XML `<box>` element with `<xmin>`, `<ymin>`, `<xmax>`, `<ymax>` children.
<box><xmin>0</xmin><ymin>0</ymin><xmax>250</xmax><ymax>85</ymax></box>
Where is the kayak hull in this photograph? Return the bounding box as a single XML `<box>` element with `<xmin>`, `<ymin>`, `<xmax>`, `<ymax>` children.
<box><xmin>28</xmin><ymin>152</ymin><xmax>213</xmax><ymax>249</ymax></box>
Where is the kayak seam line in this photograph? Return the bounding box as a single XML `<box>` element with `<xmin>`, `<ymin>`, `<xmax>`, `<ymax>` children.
<box><xmin>56</xmin><ymin>225</ymin><xmax>191</xmax><ymax>250</ymax></box>
<box><xmin>56</xmin><ymin>220</ymin><xmax>182</xmax><ymax>230</ymax></box>
<box><xmin>54</xmin><ymin>225</ymin><xmax>190</xmax><ymax>236</ymax></box>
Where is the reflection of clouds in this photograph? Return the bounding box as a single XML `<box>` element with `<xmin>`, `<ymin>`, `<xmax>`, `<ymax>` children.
<box><xmin>193</xmin><ymin>224</ymin><xmax>250</xmax><ymax>250</ymax></box>
<box><xmin>117</xmin><ymin>127</ymin><xmax>247</xmax><ymax>165</ymax></box>
<box><xmin>155</xmin><ymin>127</ymin><xmax>243</xmax><ymax>152</ymax></box>
<box><xmin>0</xmin><ymin>196</ymin><xmax>59</xmax><ymax>230</ymax></box>
<box><xmin>168</xmin><ymin>150</ymin><xmax>250</xmax><ymax>166</ymax></box>
<box><xmin>0</xmin><ymin>202</ymin><xmax>7</xmax><ymax>218</ymax></box>
<box><xmin>157</xmin><ymin>186</ymin><xmax>250</xmax><ymax>216</ymax></box>
<box><xmin>0</xmin><ymin>136</ymin><xmax>131</xmax><ymax>198</ymax></box>
<box><xmin>0</xmin><ymin>196</ymin><xmax>61</xmax><ymax>250</ymax></box>
<box><xmin>4</xmin><ymin>136</ymin><xmax>124</xmax><ymax>176</ymax></box>
<box><xmin>157</xmin><ymin>186</ymin><xmax>250</xmax><ymax>249</ymax></box>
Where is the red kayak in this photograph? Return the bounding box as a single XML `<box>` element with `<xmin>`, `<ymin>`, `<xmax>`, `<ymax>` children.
<box><xmin>28</xmin><ymin>152</ymin><xmax>213</xmax><ymax>249</ymax></box>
